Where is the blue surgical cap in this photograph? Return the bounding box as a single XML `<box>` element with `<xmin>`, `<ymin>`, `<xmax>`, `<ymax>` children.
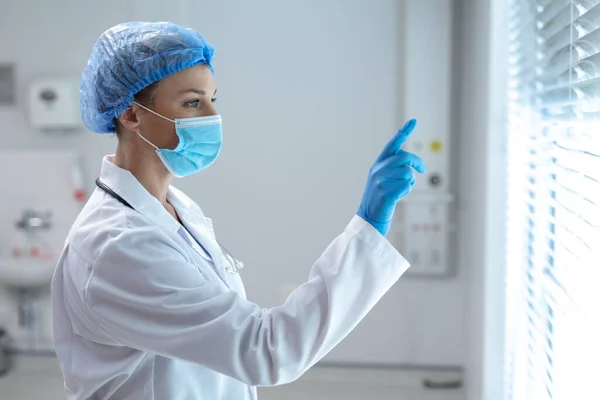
<box><xmin>80</xmin><ymin>21</ymin><xmax>216</xmax><ymax>133</ymax></box>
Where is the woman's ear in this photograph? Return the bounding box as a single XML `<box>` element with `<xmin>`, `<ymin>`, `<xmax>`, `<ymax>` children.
<box><xmin>118</xmin><ymin>105</ymin><xmax>141</xmax><ymax>133</ymax></box>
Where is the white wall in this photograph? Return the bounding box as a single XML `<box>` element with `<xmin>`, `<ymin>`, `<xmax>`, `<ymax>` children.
<box><xmin>0</xmin><ymin>0</ymin><xmax>468</xmax><ymax>367</ymax></box>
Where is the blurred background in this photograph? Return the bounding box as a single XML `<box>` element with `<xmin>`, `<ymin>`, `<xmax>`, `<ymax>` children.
<box><xmin>0</xmin><ymin>0</ymin><xmax>597</xmax><ymax>399</ymax></box>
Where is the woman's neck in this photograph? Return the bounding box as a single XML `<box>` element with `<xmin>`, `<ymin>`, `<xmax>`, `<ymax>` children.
<box><xmin>113</xmin><ymin>138</ymin><xmax>173</xmax><ymax>207</ymax></box>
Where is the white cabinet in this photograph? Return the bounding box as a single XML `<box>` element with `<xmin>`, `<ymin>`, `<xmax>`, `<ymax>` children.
<box><xmin>1</xmin><ymin>357</ymin><xmax>465</xmax><ymax>400</ymax></box>
<box><xmin>260</xmin><ymin>365</ymin><xmax>464</xmax><ymax>400</ymax></box>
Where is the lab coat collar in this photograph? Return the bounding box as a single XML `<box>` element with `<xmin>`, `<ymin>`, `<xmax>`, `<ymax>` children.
<box><xmin>99</xmin><ymin>155</ymin><xmax>211</xmax><ymax>233</ymax></box>
<box><xmin>164</xmin><ymin>185</ymin><xmax>229</xmax><ymax>282</ymax></box>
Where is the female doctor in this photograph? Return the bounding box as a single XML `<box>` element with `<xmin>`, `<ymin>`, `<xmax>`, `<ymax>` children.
<box><xmin>51</xmin><ymin>22</ymin><xmax>426</xmax><ymax>400</ymax></box>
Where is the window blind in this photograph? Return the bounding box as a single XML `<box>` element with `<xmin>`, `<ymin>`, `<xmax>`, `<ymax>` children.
<box><xmin>505</xmin><ymin>1</ymin><xmax>600</xmax><ymax>399</ymax></box>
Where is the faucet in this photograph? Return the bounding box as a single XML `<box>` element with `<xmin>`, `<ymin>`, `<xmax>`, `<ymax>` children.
<box><xmin>15</xmin><ymin>209</ymin><xmax>53</xmax><ymax>233</ymax></box>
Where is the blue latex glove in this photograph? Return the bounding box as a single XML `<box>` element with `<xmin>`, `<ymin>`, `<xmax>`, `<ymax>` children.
<box><xmin>357</xmin><ymin>119</ymin><xmax>426</xmax><ymax>236</ymax></box>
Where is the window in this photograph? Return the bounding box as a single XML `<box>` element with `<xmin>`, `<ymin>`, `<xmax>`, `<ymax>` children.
<box><xmin>505</xmin><ymin>1</ymin><xmax>600</xmax><ymax>399</ymax></box>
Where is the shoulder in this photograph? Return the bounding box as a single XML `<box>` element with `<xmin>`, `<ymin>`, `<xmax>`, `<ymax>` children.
<box><xmin>65</xmin><ymin>190</ymin><xmax>173</xmax><ymax>261</ymax></box>
<box><xmin>84</xmin><ymin>219</ymin><xmax>208</xmax><ymax>310</ymax></box>
<box><xmin>89</xmin><ymin>224</ymin><xmax>198</xmax><ymax>287</ymax></box>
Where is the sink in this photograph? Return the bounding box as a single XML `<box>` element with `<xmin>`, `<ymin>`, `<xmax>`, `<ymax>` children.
<box><xmin>0</xmin><ymin>259</ymin><xmax>57</xmax><ymax>289</ymax></box>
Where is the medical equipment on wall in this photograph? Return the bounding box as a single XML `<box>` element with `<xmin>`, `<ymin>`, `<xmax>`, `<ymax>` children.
<box><xmin>28</xmin><ymin>77</ymin><xmax>82</xmax><ymax>131</ymax></box>
<box><xmin>389</xmin><ymin>0</ymin><xmax>455</xmax><ymax>278</ymax></box>
<box><xmin>390</xmin><ymin>193</ymin><xmax>455</xmax><ymax>278</ymax></box>
<box><xmin>71</xmin><ymin>156</ymin><xmax>88</xmax><ymax>203</ymax></box>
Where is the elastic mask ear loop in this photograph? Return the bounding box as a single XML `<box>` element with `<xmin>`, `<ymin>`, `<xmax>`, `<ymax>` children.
<box><xmin>132</xmin><ymin>101</ymin><xmax>175</xmax><ymax>151</ymax></box>
<box><xmin>133</xmin><ymin>101</ymin><xmax>175</xmax><ymax>123</ymax></box>
<box><xmin>136</xmin><ymin>131</ymin><xmax>160</xmax><ymax>151</ymax></box>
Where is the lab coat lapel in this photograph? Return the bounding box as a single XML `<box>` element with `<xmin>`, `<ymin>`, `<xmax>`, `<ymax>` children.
<box><xmin>165</xmin><ymin>185</ymin><xmax>230</xmax><ymax>285</ymax></box>
<box><xmin>181</xmin><ymin>213</ymin><xmax>229</xmax><ymax>284</ymax></box>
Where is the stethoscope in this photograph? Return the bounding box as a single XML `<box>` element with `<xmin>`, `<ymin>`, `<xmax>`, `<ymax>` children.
<box><xmin>95</xmin><ymin>178</ymin><xmax>244</xmax><ymax>275</ymax></box>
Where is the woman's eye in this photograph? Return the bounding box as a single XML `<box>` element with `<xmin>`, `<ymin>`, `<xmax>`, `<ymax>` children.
<box><xmin>211</xmin><ymin>97</ymin><xmax>218</xmax><ymax>103</ymax></box>
<box><xmin>185</xmin><ymin>99</ymin><xmax>200</xmax><ymax>108</ymax></box>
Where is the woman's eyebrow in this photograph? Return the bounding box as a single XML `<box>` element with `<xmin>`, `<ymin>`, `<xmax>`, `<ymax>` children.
<box><xmin>178</xmin><ymin>88</ymin><xmax>206</xmax><ymax>95</ymax></box>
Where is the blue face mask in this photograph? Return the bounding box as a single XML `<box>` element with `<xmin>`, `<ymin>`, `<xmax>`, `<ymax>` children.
<box><xmin>133</xmin><ymin>102</ymin><xmax>222</xmax><ymax>178</ymax></box>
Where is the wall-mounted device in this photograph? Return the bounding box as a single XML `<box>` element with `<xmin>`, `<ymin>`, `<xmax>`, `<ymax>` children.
<box><xmin>29</xmin><ymin>77</ymin><xmax>81</xmax><ymax>131</ymax></box>
<box><xmin>391</xmin><ymin>0</ymin><xmax>455</xmax><ymax>278</ymax></box>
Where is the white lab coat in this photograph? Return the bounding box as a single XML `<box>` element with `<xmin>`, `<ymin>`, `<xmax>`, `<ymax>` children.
<box><xmin>51</xmin><ymin>155</ymin><xmax>410</xmax><ymax>400</ymax></box>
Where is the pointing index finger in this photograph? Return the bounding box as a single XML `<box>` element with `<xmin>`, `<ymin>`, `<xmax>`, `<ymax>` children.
<box><xmin>376</xmin><ymin>119</ymin><xmax>417</xmax><ymax>163</ymax></box>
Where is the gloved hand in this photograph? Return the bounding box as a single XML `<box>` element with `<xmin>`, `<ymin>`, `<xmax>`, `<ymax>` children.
<box><xmin>357</xmin><ymin>119</ymin><xmax>426</xmax><ymax>236</ymax></box>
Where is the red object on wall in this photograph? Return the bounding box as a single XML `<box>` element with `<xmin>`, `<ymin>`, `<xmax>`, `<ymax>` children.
<box><xmin>74</xmin><ymin>189</ymin><xmax>86</xmax><ymax>202</ymax></box>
